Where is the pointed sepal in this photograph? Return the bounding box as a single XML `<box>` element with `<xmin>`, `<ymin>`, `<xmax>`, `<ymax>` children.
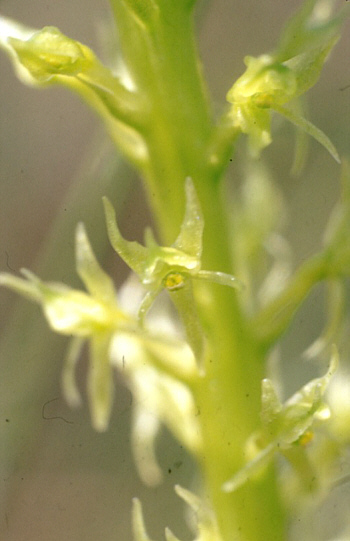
<box><xmin>103</xmin><ymin>196</ymin><xmax>149</xmax><ymax>276</ymax></box>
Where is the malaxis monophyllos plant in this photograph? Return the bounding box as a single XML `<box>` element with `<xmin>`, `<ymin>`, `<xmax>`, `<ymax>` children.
<box><xmin>1</xmin><ymin>1</ymin><xmax>350</xmax><ymax>539</ymax></box>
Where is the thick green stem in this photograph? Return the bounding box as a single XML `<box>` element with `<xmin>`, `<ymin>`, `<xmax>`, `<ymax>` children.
<box><xmin>110</xmin><ymin>2</ymin><xmax>213</xmax><ymax>241</ymax></box>
<box><xmin>193</xmin><ymin>314</ymin><xmax>286</xmax><ymax>540</ymax></box>
<box><xmin>110</xmin><ymin>4</ymin><xmax>287</xmax><ymax>539</ymax></box>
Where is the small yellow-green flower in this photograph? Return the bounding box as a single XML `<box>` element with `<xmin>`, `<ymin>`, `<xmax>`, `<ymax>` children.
<box><xmin>226</xmin><ymin>0</ymin><xmax>346</xmax><ymax>160</ymax></box>
<box><xmin>104</xmin><ymin>178</ymin><xmax>241</xmax><ymax>296</ymax></box>
<box><xmin>103</xmin><ymin>178</ymin><xmax>241</xmax><ymax>364</ymax></box>
<box><xmin>227</xmin><ymin>54</ymin><xmax>296</xmax><ymax>154</ymax></box>
<box><xmin>227</xmin><ymin>51</ymin><xmax>339</xmax><ymax>161</ymax></box>
<box><xmin>0</xmin><ymin>223</ymin><xmax>131</xmax><ymax>431</ymax></box>
<box><xmin>223</xmin><ymin>347</ymin><xmax>338</xmax><ymax>493</ymax></box>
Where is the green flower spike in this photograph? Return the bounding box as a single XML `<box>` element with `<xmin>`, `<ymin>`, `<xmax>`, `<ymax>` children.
<box><xmin>223</xmin><ymin>346</ymin><xmax>338</xmax><ymax>493</ymax></box>
<box><xmin>103</xmin><ymin>178</ymin><xmax>241</xmax><ymax>365</ymax></box>
<box><xmin>226</xmin><ymin>0</ymin><xmax>345</xmax><ymax>160</ymax></box>
<box><xmin>0</xmin><ymin>224</ymin><xmax>132</xmax><ymax>432</ymax></box>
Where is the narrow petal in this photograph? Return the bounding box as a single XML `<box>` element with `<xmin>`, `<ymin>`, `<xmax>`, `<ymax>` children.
<box><xmin>132</xmin><ymin>408</ymin><xmax>163</xmax><ymax>486</ymax></box>
<box><xmin>195</xmin><ymin>270</ymin><xmax>243</xmax><ymax>290</ymax></box>
<box><xmin>87</xmin><ymin>332</ymin><xmax>113</xmax><ymax>431</ymax></box>
<box><xmin>168</xmin><ymin>280</ymin><xmax>205</xmax><ymax>369</ymax></box>
<box><xmin>75</xmin><ymin>222</ymin><xmax>116</xmax><ymax>304</ymax></box>
<box><xmin>103</xmin><ymin>196</ymin><xmax>148</xmax><ymax>275</ymax></box>
<box><xmin>174</xmin><ymin>484</ymin><xmax>203</xmax><ymax>511</ymax></box>
<box><xmin>273</xmin><ymin>103</ymin><xmax>340</xmax><ymax>163</ymax></box>
<box><xmin>61</xmin><ymin>337</ymin><xmax>85</xmax><ymax>408</ymax></box>
<box><xmin>261</xmin><ymin>378</ymin><xmax>282</xmax><ymax>427</ymax></box>
<box><xmin>222</xmin><ymin>443</ymin><xmax>276</xmax><ymax>493</ymax></box>
<box><xmin>138</xmin><ymin>287</ymin><xmax>162</xmax><ymax>324</ymax></box>
<box><xmin>0</xmin><ymin>270</ymin><xmax>41</xmax><ymax>303</ymax></box>
<box><xmin>174</xmin><ymin>178</ymin><xmax>204</xmax><ymax>259</ymax></box>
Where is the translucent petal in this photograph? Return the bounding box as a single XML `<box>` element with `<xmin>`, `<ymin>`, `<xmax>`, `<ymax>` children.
<box><xmin>61</xmin><ymin>337</ymin><xmax>85</xmax><ymax>408</ymax></box>
<box><xmin>103</xmin><ymin>196</ymin><xmax>148</xmax><ymax>275</ymax></box>
<box><xmin>285</xmin><ymin>35</ymin><xmax>338</xmax><ymax>99</ymax></box>
<box><xmin>137</xmin><ymin>287</ymin><xmax>162</xmax><ymax>323</ymax></box>
<box><xmin>175</xmin><ymin>484</ymin><xmax>203</xmax><ymax>512</ymax></box>
<box><xmin>274</xmin><ymin>103</ymin><xmax>340</xmax><ymax>163</ymax></box>
<box><xmin>195</xmin><ymin>270</ymin><xmax>243</xmax><ymax>290</ymax></box>
<box><xmin>168</xmin><ymin>280</ymin><xmax>205</xmax><ymax>369</ymax></box>
<box><xmin>174</xmin><ymin>178</ymin><xmax>204</xmax><ymax>259</ymax></box>
<box><xmin>222</xmin><ymin>443</ymin><xmax>275</xmax><ymax>493</ymax></box>
<box><xmin>277</xmin><ymin>0</ymin><xmax>347</xmax><ymax>61</ymax></box>
<box><xmin>175</xmin><ymin>485</ymin><xmax>221</xmax><ymax>541</ymax></box>
<box><xmin>132</xmin><ymin>408</ymin><xmax>162</xmax><ymax>485</ymax></box>
<box><xmin>0</xmin><ymin>270</ymin><xmax>41</xmax><ymax>303</ymax></box>
<box><xmin>87</xmin><ymin>332</ymin><xmax>114</xmax><ymax>431</ymax></box>
<box><xmin>261</xmin><ymin>378</ymin><xmax>282</xmax><ymax>426</ymax></box>
<box><xmin>75</xmin><ymin>223</ymin><xmax>116</xmax><ymax>304</ymax></box>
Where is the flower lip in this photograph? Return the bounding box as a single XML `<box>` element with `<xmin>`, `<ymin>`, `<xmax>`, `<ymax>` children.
<box><xmin>163</xmin><ymin>272</ymin><xmax>186</xmax><ymax>291</ymax></box>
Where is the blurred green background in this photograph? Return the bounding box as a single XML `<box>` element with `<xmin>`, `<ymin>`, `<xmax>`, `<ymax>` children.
<box><xmin>0</xmin><ymin>1</ymin><xmax>349</xmax><ymax>540</ymax></box>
